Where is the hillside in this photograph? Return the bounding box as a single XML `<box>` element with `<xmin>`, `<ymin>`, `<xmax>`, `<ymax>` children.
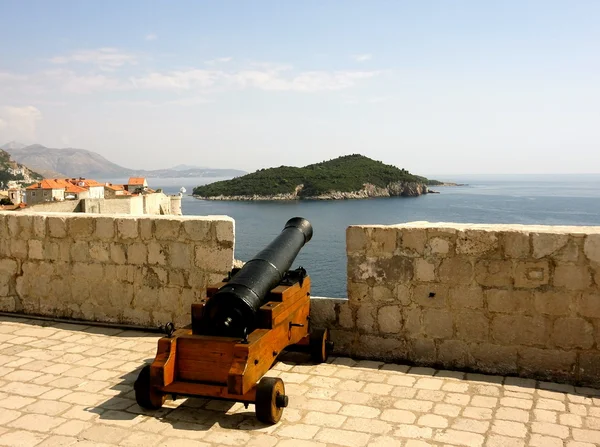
<box><xmin>0</xmin><ymin>149</ymin><xmax>43</xmax><ymax>186</ymax></box>
<box><xmin>193</xmin><ymin>154</ymin><xmax>445</xmax><ymax>200</ymax></box>
<box><xmin>2</xmin><ymin>143</ymin><xmax>246</xmax><ymax>179</ymax></box>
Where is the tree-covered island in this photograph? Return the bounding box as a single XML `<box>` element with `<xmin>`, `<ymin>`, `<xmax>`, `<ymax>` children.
<box><xmin>193</xmin><ymin>154</ymin><xmax>451</xmax><ymax>200</ymax></box>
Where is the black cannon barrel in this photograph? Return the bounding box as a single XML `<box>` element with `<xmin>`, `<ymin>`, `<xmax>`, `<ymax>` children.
<box><xmin>202</xmin><ymin>217</ymin><xmax>313</xmax><ymax>337</ymax></box>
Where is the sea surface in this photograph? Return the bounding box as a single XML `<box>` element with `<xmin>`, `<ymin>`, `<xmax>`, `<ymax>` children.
<box><xmin>110</xmin><ymin>175</ymin><xmax>600</xmax><ymax>298</ymax></box>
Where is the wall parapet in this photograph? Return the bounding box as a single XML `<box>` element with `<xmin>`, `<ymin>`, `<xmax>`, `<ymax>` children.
<box><xmin>0</xmin><ymin>211</ymin><xmax>234</xmax><ymax>328</ymax></box>
<box><xmin>316</xmin><ymin>222</ymin><xmax>600</xmax><ymax>387</ymax></box>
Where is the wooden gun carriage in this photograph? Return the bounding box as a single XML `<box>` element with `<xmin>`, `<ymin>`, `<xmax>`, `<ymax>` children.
<box><xmin>134</xmin><ymin>218</ymin><xmax>332</xmax><ymax>424</ymax></box>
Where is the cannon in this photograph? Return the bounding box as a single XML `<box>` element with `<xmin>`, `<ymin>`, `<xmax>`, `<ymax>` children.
<box><xmin>134</xmin><ymin>217</ymin><xmax>332</xmax><ymax>424</ymax></box>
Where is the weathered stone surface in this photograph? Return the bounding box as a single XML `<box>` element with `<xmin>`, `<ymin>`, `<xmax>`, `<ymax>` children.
<box><xmin>427</xmin><ymin>237</ymin><xmax>451</xmax><ymax>256</ymax></box>
<box><xmin>584</xmin><ymin>234</ymin><xmax>600</xmax><ymax>264</ymax></box>
<box><xmin>455</xmin><ymin>311</ymin><xmax>489</xmax><ymax>342</ymax></box>
<box><xmin>514</xmin><ymin>260</ymin><xmax>550</xmax><ymax>288</ymax></box>
<box><xmin>456</xmin><ymin>230</ymin><xmax>499</xmax><ymax>255</ymax></box>
<box><xmin>448</xmin><ymin>286</ymin><xmax>483</xmax><ymax>309</ymax></box>
<box><xmin>579</xmin><ymin>352</ymin><xmax>600</xmax><ymax>386</ymax></box>
<box><xmin>412</xmin><ymin>284</ymin><xmax>448</xmax><ymax>308</ymax></box>
<box><xmin>439</xmin><ymin>257</ymin><xmax>473</xmax><ymax>285</ymax></box>
<box><xmin>554</xmin><ymin>264</ymin><xmax>592</xmax><ymax>290</ymax></box>
<box><xmin>369</xmin><ymin>227</ymin><xmax>398</xmax><ymax>254</ymax></box>
<box><xmin>347</xmin><ymin>226</ymin><xmax>369</xmax><ymax>253</ymax></box>
<box><xmin>491</xmin><ymin>315</ymin><xmax>547</xmax><ymax>346</ymax></box>
<box><xmin>437</xmin><ymin>340</ymin><xmax>469</xmax><ymax>368</ymax></box>
<box><xmin>116</xmin><ymin>218</ymin><xmax>138</xmax><ymax>239</ymax></box>
<box><xmin>578</xmin><ymin>293</ymin><xmax>600</xmax><ymax>318</ymax></box>
<box><xmin>532</xmin><ymin>233</ymin><xmax>569</xmax><ymax>259</ymax></box>
<box><xmin>533</xmin><ymin>290</ymin><xmax>571</xmax><ymax>316</ymax></box>
<box><xmin>423</xmin><ymin>309</ymin><xmax>453</xmax><ymax>339</ymax></box>
<box><xmin>414</xmin><ymin>259</ymin><xmax>436</xmax><ymax>282</ymax></box>
<box><xmin>475</xmin><ymin>260</ymin><xmax>512</xmax><ymax>287</ymax></box>
<box><xmin>552</xmin><ymin>318</ymin><xmax>595</xmax><ymax>349</ymax></box>
<box><xmin>154</xmin><ymin>219</ymin><xmax>181</xmax><ymax>240</ymax></box>
<box><xmin>502</xmin><ymin>231</ymin><xmax>530</xmax><ymax>258</ymax></box>
<box><xmin>519</xmin><ymin>347</ymin><xmax>576</xmax><ymax>380</ymax></box>
<box><xmin>378</xmin><ymin>305</ymin><xmax>402</xmax><ymax>334</ymax></box>
<box><xmin>470</xmin><ymin>343</ymin><xmax>517</xmax><ymax>374</ymax></box>
<box><xmin>486</xmin><ymin>289</ymin><xmax>533</xmax><ymax>314</ymax></box>
<box><xmin>399</xmin><ymin>228</ymin><xmax>427</xmax><ymax>255</ymax></box>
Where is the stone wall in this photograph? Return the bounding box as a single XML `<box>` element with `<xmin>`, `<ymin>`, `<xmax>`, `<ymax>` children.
<box><xmin>0</xmin><ymin>211</ymin><xmax>234</xmax><ymax>328</ymax></box>
<box><xmin>314</xmin><ymin>222</ymin><xmax>600</xmax><ymax>387</ymax></box>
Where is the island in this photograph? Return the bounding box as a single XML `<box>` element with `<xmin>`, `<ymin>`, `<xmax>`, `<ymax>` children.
<box><xmin>193</xmin><ymin>155</ymin><xmax>454</xmax><ymax>201</ymax></box>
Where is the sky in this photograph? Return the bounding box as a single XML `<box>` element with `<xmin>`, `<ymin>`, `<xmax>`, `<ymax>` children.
<box><xmin>0</xmin><ymin>1</ymin><xmax>599</xmax><ymax>175</ymax></box>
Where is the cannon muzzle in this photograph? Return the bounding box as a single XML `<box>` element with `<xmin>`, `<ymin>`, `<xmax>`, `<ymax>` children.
<box><xmin>202</xmin><ymin>217</ymin><xmax>313</xmax><ymax>337</ymax></box>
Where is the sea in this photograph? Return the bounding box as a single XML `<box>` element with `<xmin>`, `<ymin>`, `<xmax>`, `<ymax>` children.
<box><xmin>103</xmin><ymin>175</ymin><xmax>600</xmax><ymax>298</ymax></box>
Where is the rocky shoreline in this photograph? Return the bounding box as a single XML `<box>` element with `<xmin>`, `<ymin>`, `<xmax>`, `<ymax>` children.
<box><xmin>194</xmin><ymin>181</ymin><xmax>444</xmax><ymax>201</ymax></box>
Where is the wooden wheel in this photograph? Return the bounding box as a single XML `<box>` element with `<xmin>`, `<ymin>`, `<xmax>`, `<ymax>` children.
<box><xmin>310</xmin><ymin>328</ymin><xmax>332</xmax><ymax>363</ymax></box>
<box><xmin>134</xmin><ymin>365</ymin><xmax>166</xmax><ymax>410</ymax></box>
<box><xmin>255</xmin><ymin>377</ymin><xmax>287</xmax><ymax>424</ymax></box>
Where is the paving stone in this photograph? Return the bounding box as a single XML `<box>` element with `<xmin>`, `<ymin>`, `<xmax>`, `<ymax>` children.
<box><xmin>0</xmin><ymin>429</ymin><xmax>46</xmax><ymax>447</ymax></box>
<box><xmin>8</xmin><ymin>413</ymin><xmax>66</xmax><ymax>432</ymax></box>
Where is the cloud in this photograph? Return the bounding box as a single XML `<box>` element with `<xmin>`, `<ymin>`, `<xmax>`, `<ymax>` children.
<box><xmin>0</xmin><ymin>106</ymin><xmax>42</xmax><ymax>140</ymax></box>
<box><xmin>145</xmin><ymin>33</ymin><xmax>157</xmax><ymax>41</ymax></box>
<box><xmin>132</xmin><ymin>66</ymin><xmax>380</xmax><ymax>92</ymax></box>
<box><xmin>352</xmin><ymin>54</ymin><xmax>372</xmax><ymax>62</ymax></box>
<box><xmin>205</xmin><ymin>57</ymin><xmax>233</xmax><ymax>65</ymax></box>
<box><xmin>50</xmin><ymin>48</ymin><xmax>137</xmax><ymax>71</ymax></box>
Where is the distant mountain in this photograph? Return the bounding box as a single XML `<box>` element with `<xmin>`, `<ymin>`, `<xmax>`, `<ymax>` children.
<box><xmin>170</xmin><ymin>164</ymin><xmax>207</xmax><ymax>171</ymax></box>
<box><xmin>3</xmin><ymin>143</ymin><xmax>246</xmax><ymax>180</ymax></box>
<box><xmin>0</xmin><ymin>141</ymin><xmax>27</xmax><ymax>151</ymax></box>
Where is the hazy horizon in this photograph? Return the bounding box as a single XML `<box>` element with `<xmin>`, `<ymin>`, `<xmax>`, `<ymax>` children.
<box><xmin>1</xmin><ymin>1</ymin><xmax>598</xmax><ymax>175</ymax></box>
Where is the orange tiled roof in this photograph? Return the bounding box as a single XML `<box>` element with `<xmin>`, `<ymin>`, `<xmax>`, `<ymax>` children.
<box><xmin>66</xmin><ymin>178</ymin><xmax>103</xmax><ymax>187</ymax></box>
<box><xmin>128</xmin><ymin>177</ymin><xmax>146</xmax><ymax>185</ymax></box>
<box><xmin>104</xmin><ymin>183</ymin><xmax>126</xmax><ymax>191</ymax></box>
<box><xmin>26</xmin><ymin>179</ymin><xmax>70</xmax><ymax>190</ymax></box>
<box><xmin>65</xmin><ymin>184</ymin><xmax>87</xmax><ymax>193</ymax></box>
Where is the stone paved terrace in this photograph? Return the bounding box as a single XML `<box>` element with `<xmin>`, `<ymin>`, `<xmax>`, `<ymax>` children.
<box><xmin>1</xmin><ymin>316</ymin><xmax>600</xmax><ymax>447</ymax></box>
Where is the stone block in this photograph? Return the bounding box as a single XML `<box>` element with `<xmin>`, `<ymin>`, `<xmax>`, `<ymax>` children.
<box><xmin>0</xmin><ymin>259</ymin><xmax>18</xmax><ymax>275</ymax></box>
<box><xmin>554</xmin><ymin>264</ymin><xmax>592</xmax><ymax>290</ymax></box>
<box><xmin>368</xmin><ymin>227</ymin><xmax>398</xmax><ymax>255</ymax></box>
<box><xmin>491</xmin><ymin>315</ymin><xmax>547</xmax><ymax>346</ymax></box>
<box><xmin>552</xmin><ymin>318</ymin><xmax>594</xmax><ymax>349</ymax></box>
<box><xmin>399</xmin><ymin>228</ymin><xmax>427</xmax><ymax>255</ymax></box>
<box><xmin>519</xmin><ymin>347</ymin><xmax>576</xmax><ymax>381</ymax></box>
<box><xmin>70</xmin><ymin>241</ymin><xmax>89</xmax><ymax>262</ymax></box>
<box><xmin>356</xmin><ymin>304</ymin><xmax>376</xmax><ymax>333</ymax></box>
<box><xmin>439</xmin><ymin>257</ymin><xmax>473</xmax><ymax>285</ymax></box>
<box><xmin>88</xmin><ymin>241</ymin><xmax>110</xmax><ymax>263</ymax></box>
<box><xmin>426</xmin><ymin>237</ymin><xmax>452</xmax><ymax>256</ymax></box>
<box><xmin>348</xmin><ymin>281</ymin><xmax>370</xmax><ymax>304</ymax></box>
<box><xmin>415</xmin><ymin>259</ymin><xmax>436</xmax><ymax>282</ymax></box>
<box><xmin>378</xmin><ymin>305</ymin><xmax>402</xmax><ymax>334</ymax></box>
<box><xmin>68</xmin><ymin>216</ymin><xmax>95</xmax><ymax>238</ymax></box>
<box><xmin>456</xmin><ymin>230</ymin><xmax>499</xmax><ymax>255</ymax></box>
<box><xmin>423</xmin><ymin>309</ymin><xmax>453</xmax><ymax>338</ymax></box>
<box><xmin>48</xmin><ymin>216</ymin><xmax>67</xmax><ymax>238</ymax></box>
<box><xmin>7</xmin><ymin>214</ymin><xmax>32</xmax><ymax>239</ymax></box>
<box><xmin>338</xmin><ymin>302</ymin><xmax>354</xmax><ymax>329</ymax></box>
<box><xmin>486</xmin><ymin>289</ymin><xmax>533</xmax><ymax>314</ymax></box>
<box><xmin>57</xmin><ymin>240</ymin><xmax>71</xmax><ymax>262</ymax></box>
<box><xmin>116</xmin><ymin>218</ymin><xmax>138</xmax><ymax>239</ymax></box>
<box><xmin>139</xmin><ymin>218</ymin><xmax>154</xmax><ymax>240</ymax></box>
<box><xmin>154</xmin><ymin>219</ymin><xmax>181</xmax><ymax>241</ymax></box>
<box><xmin>584</xmin><ymin>234</ymin><xmax>600</xmax><ymax>264</ymax></box>
<box><xmin>502</xmin><ymin>231</ymin><xmax>530</xmax><ymax>258</ymax></box>
<box><xmin>168</xmin><ymin>242</ymin><xmax>191</xmax><ymax>269</ymax></box>
<box><xmin>10</xmin><ymin>239</ymin><xmax>28</xmax><ymax>259</ymax></box>
<box><xmin>409</xmin><ymin>338</ymin><xmax>436</xmax><ymax>364</ymax></box>
<box><xmin>95</xmin><ymin>217</ymin><xmax>115</xmax><ymax>240</ymax></box>
<box><xmin>437</xmin><ymin>339</ymin><xmax>469</xmax><ymax>368</ymax></box>
<box><xmin>533</xmin><ymin>290</ymin><xmax>571</xmax><ymax>316</ymax></box>
<box><xmin>578</xmin><ymin>352</ymin><xmax>600</xmax><ymax>386</ymax></box>
<box><xmin>310</xmin><ymin>297</ymin><xmax>339</xmax><ymax>327</ymax></box>
<box><xmin>28</xmin><ymin>240</ymin><xmax>44</xmax><ymax>260</ymax></box>
<box><xmin>403</xmin><ymin>307</ymin><xmax>421</xmax><ymax>336</ymax></box>
<box><xmin>455</xmin><ymin>311</ymin><xmax>489</xmax><ymax>342</ymax></box>
<box><xmin>578</xmin><ymin>293</ymin><xmax>600</xmax><ymax>318</ymax></box>
<box><xmin>475</xmin><ymin>259</ymin><xmax>512</xmax><ymax>287</ymax></box>
<box><xmin>351</xmin><ymin>255</ymin><xmax>414</xmax><ymax>284</ymax></box>
<box><xmin>469</xmin><ymin>343</ymin><xmax>517</xmax><ymax>375</ymax></box>
<box><xmin>514</xmin><ymin>260</ymin><xmax>550</xmax><ymax>288</ymax></box>
<box><xmin>31</xmin><ymin>215</ymin><xmax>46</xmax><ymax>238</ymax></box>
<box><xmin>393</xmin><ymin>284</ymin><xmax>411</xmax><ymax>306</ymax></box>
<box><xmin>122</xmin><ymin>307</ymin><xmax>151</xmax><ymax>326</ymax></box>
<box><xmin>532</xmin><ymin>233</ymin><xmax>568</xmax><ymax>259</ymax></box>
<box><xmin>372</xmin><ymin>285</ymin><xmax>393</xmax><ymax>302</ymax></box>
<box><xmin>72</xmin><ymin>263</ymin><xmax>104</xmax><ymax>281</ymax></box>
<box><xmin>147</xmin><ymin>242</ymin><xmax>167</xmax><ymax>265</ymax></box>
<box><xmin>330</xmin><ymin>329</ymin><xmax>357</xmax><ymax>355</ymax></box>
<box><xmin>553</xmin><ymin>238</ymin><xmax>580</xmax><ymax>263</ymax></box>
<box><xmin>412</xmin><ymin>284</ymin><xmax>448</xmax><ymax>308</ymax></box>
<box><xmin>347</xmin><ymin>226</ymin><xmax>369</xmax><ymax>253</ymax></box>
<box><xmin>0</xmin><ymin>296</ymin><xmax>16</xmax><ymax>311</ymax></box>
<box><xmin>110</xmin><ymin>243</ymin><xmax>127</xmax><ymax>265</ymax></box>
<box><xmin>182</xmin><ymin>219</ymin><xmax>213</xmax><ymax>242</ymax></box>
<box><xmin>448</xmin><ymin>286</ymin><xmax>483</xmax><ymax>309</ymax></box>
<box><xmin>194</xmin><ymin>244</ymin><xmax>232</xmax><ymax>273</ymax></box>
<box><xmin>353</xmin><ymin>335</ymin><xmax>408</xmax><ymax>361</ymax></box>
<box><xmin>0</xmin><ymin>273</ymin><xmax>11</xmax><ymax>296</ymax></box>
